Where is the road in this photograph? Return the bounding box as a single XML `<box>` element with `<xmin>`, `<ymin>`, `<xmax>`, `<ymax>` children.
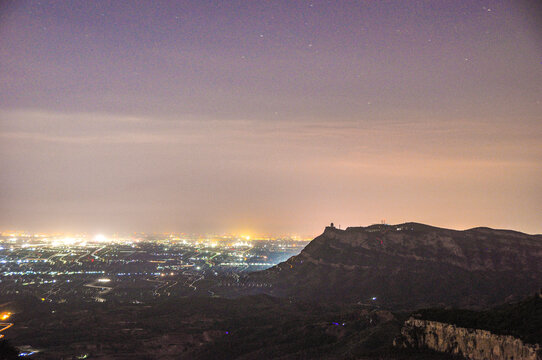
<box><xmin>185</xmin><ymin>274</ymin><xmax>204</xmax><ymax>291</ymax></box>
<box><xmin>91</xmin><ymin>246</ymin><xmax>107</xmax><ymax>260</ymax></box>
<box><xmin>0</xmin><ymin>322</ymin><xmax>13</xmax><ymax>339</ymax></box>
<box><xmin>84</xmin><ymin>280</ymin><xmax>113</xmax><ymax>301</ymax></box>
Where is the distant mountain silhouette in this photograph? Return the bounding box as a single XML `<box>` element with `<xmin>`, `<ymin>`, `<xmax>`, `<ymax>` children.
<box><xmin>247</xmin><ymin>223</ymin><xmax>542</xmax><ymax>310</ymax></box>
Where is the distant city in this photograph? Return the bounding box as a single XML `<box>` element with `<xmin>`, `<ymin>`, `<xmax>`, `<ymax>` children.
<box><xmin>0</xmin><ymin>231</ymin><xmax>310</xmax><ymax>303</ymax></box>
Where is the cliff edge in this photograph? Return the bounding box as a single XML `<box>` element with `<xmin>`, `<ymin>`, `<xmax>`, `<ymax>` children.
<box><xmin>394</xmin><ymin>318</ymin><xmax>541</xmax><ymax>360</ymax></box>
<box><xmin>248</xmin><ymin>223</ymin><xmax>542</xmax><ymax>309</ymax></box>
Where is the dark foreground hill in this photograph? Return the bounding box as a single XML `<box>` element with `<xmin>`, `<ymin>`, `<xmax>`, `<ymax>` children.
<box><xmin>247</xmin><ymin>223</ymin><xmax>542</xmax><ymax>310</ymax></box>
<box><xmin>6</xmin><ymin>294</ymin><xmax>463</xmax><ymax>360</ymax></box>
<box><xmin>394</xmin><ymin>292</ymin><xmax>542</xmax><ymax>359</ymax></box>
<box><xmin>415</xmin><ymin>292</ymin><xmax>542</xmax><ymax>345</ymax></box>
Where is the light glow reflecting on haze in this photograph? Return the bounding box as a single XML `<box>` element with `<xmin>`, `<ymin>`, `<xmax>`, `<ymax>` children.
<box><xmin>0</xmin><ymin>1</ymin><xmax>541</xmax><ymax>235</ymax></box>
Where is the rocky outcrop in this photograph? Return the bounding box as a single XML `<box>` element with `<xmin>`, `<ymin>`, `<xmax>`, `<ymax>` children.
<box><xmin>394</xmin><ymin>317</ymin><xmax>542</xmax><ymax>360</ymax></box>
<box><xmin>248</xmin><ymin>223</ymin><xmax>542</xmax><ymax>309</ymax></box>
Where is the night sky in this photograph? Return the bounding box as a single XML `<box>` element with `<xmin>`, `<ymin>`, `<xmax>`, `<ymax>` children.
<box><xmin>0</xmin><ymin>0</ymin><xmax>541</xmax><ymax>235</ymax></box>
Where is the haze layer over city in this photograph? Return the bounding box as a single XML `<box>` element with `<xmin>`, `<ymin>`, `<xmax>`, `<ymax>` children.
<box><xmin>1</xmin><ymin>0</ymin><xmax>541</xmax><ymax>236</ymax></box>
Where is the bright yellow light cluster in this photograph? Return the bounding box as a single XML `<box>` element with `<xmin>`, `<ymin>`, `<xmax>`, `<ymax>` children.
<box><xmin>0</xmin><ymin>312</ymin><xmax>11</xmax><ymax>321</ymax></box>
<box><xmin>232</xmin><ymin>241</ymin><xmax>252</xmax><ymax>248</ymax></box>
<box><xmin>51</xmin><ymin>237</ymin><xmax>80</xmax><ymax>247</ymax></box>
<box><xmin>93</xmin><ymin>234</ymin><xmax>107</xmax><ymax>243</ymax></box>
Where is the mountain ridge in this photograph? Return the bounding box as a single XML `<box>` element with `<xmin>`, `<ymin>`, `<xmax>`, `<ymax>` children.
<box><xmin>246</xmin><ymin>222</ymin><xmax>542</xmax><ymax>310</ymax></box>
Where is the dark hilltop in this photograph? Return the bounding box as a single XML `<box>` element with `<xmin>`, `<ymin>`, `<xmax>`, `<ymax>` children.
<box><xmin>246</xmin><ymin>222</ymin><xmax>542</xmax><ymax>310</ymax></box>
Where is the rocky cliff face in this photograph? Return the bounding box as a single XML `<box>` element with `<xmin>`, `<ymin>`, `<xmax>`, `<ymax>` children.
<box><xmin>248</xmin><ymin>223</ymin><xmax>542</xmax><ymax>309</ymax></box>
<box><xmin>394</xmin><ymin>318</ymin><xmax>542</xmax><ymax>360</ymax></box>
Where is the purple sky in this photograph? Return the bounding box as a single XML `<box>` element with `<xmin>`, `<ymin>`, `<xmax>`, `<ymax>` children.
<box><xmin>1</xmin><ymin>0</ymin><xmax>541</xmax><ymax>235</ymax></box>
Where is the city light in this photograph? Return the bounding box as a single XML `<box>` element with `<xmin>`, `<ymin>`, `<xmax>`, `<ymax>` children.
<box><xmin>1</xmin><ymin>230</ymin><xmax>308</xmax><ymax>305</ymax></box>
<box><xmin>0</xmin><ymin>312</ymin><xmax>11</xmax><ymax>321</ymax></box>
<box><xmin>93</xmin><ymin>234</ymin><xmax>107</xmax><ymax>243</ymax></box>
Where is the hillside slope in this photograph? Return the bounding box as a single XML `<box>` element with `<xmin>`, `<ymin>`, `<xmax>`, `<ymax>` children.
<box><xmin>248</xmin><ymin>223</ymin><xmax>542</xmax><ymax>309</ymax></box>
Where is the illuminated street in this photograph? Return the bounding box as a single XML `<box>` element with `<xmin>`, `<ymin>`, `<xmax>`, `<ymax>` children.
<box><xmin>0</xmin><ymin>312</ymin><xmax>13</xmax><ymax>340</ymax></box>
